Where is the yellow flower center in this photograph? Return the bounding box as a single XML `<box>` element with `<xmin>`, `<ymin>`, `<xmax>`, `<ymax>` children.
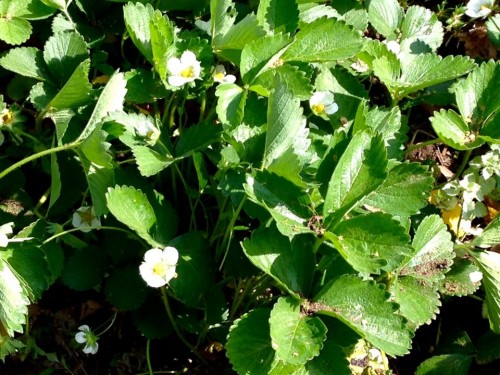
<box><xmin>152</xmin><ymin>262</ymin><xmax>166</xmax><ymax>277</ymax></box>
<box><xmin>312</xmin><ymin>104</ymin><xmax>325</xmax><ymax>115</ymax></box>
<box><xmin>1</xmin><ymin>110</ymin><xmax>13</xmax><ymax>126</ymax></box>
<box><xmin>79</xmin><ymin>210</ymin><xmax>94</xmax><ymax>224</ymax></box>
<box><xmin>180</xmin><ymin>67</ymin><xmax>195</xmax><ymax>78</ymax></box>
<box><xmin>214</xmin><ymin>72</ymin><xmax>225</xmax><ymax>80</ymax></box>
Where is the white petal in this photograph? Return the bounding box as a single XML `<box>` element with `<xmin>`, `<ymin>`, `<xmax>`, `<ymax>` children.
<box><xmin>223</xmin><ymin>74</ymin><xmax>236</xmax><ymax>83</ymax></box>
<box><xmin>180</xmin><ymin>50</ymin><xmax>198</xmax><ymax>65</ymax></box>
<box><xmin>168</xmin><ymin>75</ymin><xmax>188</xmax><ymax>87</ymax></box>
<box><xmin>162</xmin><ymin>246</ymin><xmax>179</xmax><ymax>265</ymax></box>
<box><xmin>72</xmin><ymin>212</ymin><xmax>82</xmax><ymax>228</ymax></box>
<box><xmin>75</xmin><ymin>332</ymin><xmax>87</xmax><ymax>344</ymax></box>
<box><xmin>324</xmin><ymin>102</ymin><xmax>339</xmax><ymax>115</ymax></box>
<box><xmin>167</xmin><ymin>57</ymin><xmax>182</xmax><ymax>74</ymax></box>
<box><xmin>0</xmin><ymin>233</ymin><xmax>8</xmax><ymax>248</ymax></box>
<box><xmin>78</xmin><ymin>325</ymin><xmax>90</xmax><ymax>331</ymax></box>
<box><xmin>0</xmin><ymin>222</ymin><xmax>13</xmax><ymax>235</ymax></box>
<box><xmin>139</xmin><ymin>264</ymin><xmax>167</xmax><ymax>287</ymax></box>
<box><xmin>469</xmin><ymin>271</ymin><xmax>483</xmax><ymax>283</ymax></box>
<box><xmin>144</xmin><ymin>248</ymin><xmax>163</xmax><ymax>263</ymax></box>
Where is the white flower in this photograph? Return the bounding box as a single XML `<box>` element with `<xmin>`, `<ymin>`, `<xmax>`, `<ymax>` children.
<box><xmin>213</xmin><ymin>65</ymin><xmax>236</xmax><ymax>84</ymax></box>
<box><xmin>139</xmin><ymin>246</ymin><xmax>179</xmax><ymax>288</ymax></box>
<box><xmin>469</xmin><ymin>271</ymin><xmax>483</xmax><ymax>283</ymax></box>
<box><xmin>195</xmin><ymin>19</ymin><xmax>212</xmax><ymax>36</ymax></box>
<box><xmin>0</xmin><ymin>222</ymin><xmax>14</xmax><ymax>248</ymax></box>
<box><xmin>0</xmin><ymin>108</ymin><xmax>13</xmax><ymax>126</ymax></box>
<box><xmin>75</xmin><ymin>325</ymin><xmax>99</xmax><ymax>355</ymax></box>
<box><xmin>167</xmin><ymin>51</ymin><xmax>202</xmax><ymax>87</ymax></box>
<box><xmin>72</xmin><ymin>206</ymin><xmax>101</xmax><ymax>232</ymax></box>
<box><xmin>309</xmin><ymin>91</ymin><xmax>338</xmax><ymax>118</ymax></box>
<box><xmin>465</xmin><ymin>0</ymin><xmax>494</xmax><ymax>18</ymax></box>
<box><xmin>136</xmin><ymin>120</ymin><xmax>160</xmax><ymax>145</ymax></box>
<box><xmin>384</xmin><ymin>40</ymin><xmax>401</xmax><ymax>55</ymax></box>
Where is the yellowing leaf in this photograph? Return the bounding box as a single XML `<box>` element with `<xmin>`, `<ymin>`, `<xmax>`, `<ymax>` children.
<box><xmin>441</xmin><ymin>205</ymin><xmax>464</xmax><ymax>237</ymax></box>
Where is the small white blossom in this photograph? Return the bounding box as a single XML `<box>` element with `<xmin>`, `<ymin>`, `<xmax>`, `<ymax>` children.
<box><xmin>75</xmin><ymin>325</ymin><xmax>99</xmax><ymax>355</ymax></box>
<box><xmin>72</xmin><ymin>206</ymin><xmax>101</xmax><ymax>233</ymax></box>
<box><xmin>0</xmin><ymin>108</ymin><xmax>13</xmax><ymax>126</ymax></box>
<box><xmin>139</xmin><ymin>246</ymin><xmax>179</xmax><ymax>288</ymax></box>
<box><xmin>195</xmin><ymin>19</ymin><xmax>212</xmax><ymax>36</ymax></box>
<box><xmin>167</xmin><ymin>51</ymin><xmax>201</xmax><ymax>87</ymax></box>
<box><xmin>136</xmin><ymin>120</ymin><xmax>160</xmax><ymax>145</ymax></box>
<box><xmin>465</xmin><ymin>0</ymin><xmax>494</xmax><ymax>18</ymax></box>
<box><xmin>460</xmin><ymin>219</ymin><xmax>484</xmax><ymax>236</ymax></box>
<box><xmin>213</xmin><ymin>65</ymin><xmax>236</xmax><ymax>84</ymax></box>
<box><xmin>469</xmin><ymin>271</ymin><xmax>483</xmax><ymax>283</ymax></box>
<box><xmin>0</xmin><ymin>222</ymin><xmax>14</xmax><ymax>248</ymax></box>
<box><xmin>309</xmin><ymin>91</ymin><xmax>338</xmax><ymax>118</ymax></box>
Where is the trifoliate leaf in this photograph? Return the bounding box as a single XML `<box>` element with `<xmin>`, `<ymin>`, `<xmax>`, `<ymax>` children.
<box><xmin>415</xmin><ymin>354</ymin><xmax>473</xmax><ymax>375</ymax></box>
<box><xmin>256</xmin><ymin>0</ymin><xmax>299</xmax><ymax>34</ymax></box>
<box><xmin>470</xmin><ymin>250</ymin><xmax>500</xmax><ymax>333</ymax></box>
<box><xmin>0</xmin><ymin>260</ymin><xmax>29</xmax><ymax>336</ymax></box>
<box><xmin>104</xmin><ymin>265</ymin><xmax>148</xmax><ymax>310</ymax></box>
<box><xmin>242</xmin><ymin>226</ymin><xmax>315</xmax><ymax>298</ymax></box>
<box><xmin>362</xmin><ymin>162</ymin><xmax>434</xmax><ymax>217</ymax></box>
<box><xmin>313</xmin><ymin>275</ymin><xmax>412</xmax><ymax>356</ymax></box>
<box><xmin>43</xmin><ymin>31</ymin><xmax>88</xmax><ymax>87</ymax></box>
<box><xmin>61</xmin><ymin>247</ymin><xmax>106</xmax><ymax>291</ymax></box>
<box><xmin>438</xmin><ymin>258</ymin><xmax>482</xmax><ymax>297</ymax></box>
<box><xmin>226</xmin><ymin>309</ymin><xmax>275</xmax><ymax>375</ymax></box>
<box><xmin>283</xmin><ymin>17</ymin><xmax>362</xmax><ymax>62</ymax></box>
<box><xmin>215</xmin><ymin>83</ymin><xmax>247</xmax><ymax>128</ymax></box>
<box><xmin>263</xmin><ymin>73</ymin><xmax>305</xmax><ymax>168</ymax></box>
<box><xmin>367</xmin><ymin>0</ymin><xmax>403</xmax><ymax>39</ymax></box>
<box><xmin>391</xmin><ymin>276</ymin><xmax>441</xmax><ymax>331</ymax></box>
<box><xmin>401</xmin><ymin>215</ymin><xmax>454</xmax><ymax>283</ymax></box>
<box><xmin>269</xmin><ymin>297</ymin><xmax>327</xmax><ymax>365</ymax></box>
<box><xmin>123</xmin><ymin>2</ymin><xmax>154</xmax><ymax>62</ymax></box>
<box><xmin>327</xmin><ymin>212</ymin><xmax>413</xmax><ymax>275</ymax></box>
<box><xmin>243</xmin><ymin>171</ymin><xmax>311</xmax><ymax>237</ymax></box>
<box><xmin>323</xmin><ymin>131</ymin><xmax>387</xmax><ymax>226</ymax></box>
<box><xmin>0</xmin><ymin>47</ymin><xmax>47</xmax><ymax>80</ymax></box>
<box><xmin>106</xmin><ymin>185</ymin><xmax>159</xmax><ymax>247</ymax></box>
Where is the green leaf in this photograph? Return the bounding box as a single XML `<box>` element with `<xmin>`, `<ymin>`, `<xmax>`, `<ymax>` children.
<box><xmin>391</xmin><ymin>276</ymin><xmax>441</xmax><ymax>331</ymax></box>
<box><xmin>77</xmin><ymin>71</ymin><xmax>127</xmax><ymax>141</ymax></box>
<box><xmin>132</xmin><ymin>146</ymin><xmax>173</xmax><ymax>177</ymax></box>
<box><xmin>226</xmin><ymin>308</ymin><xmax>275</xmax><ymax>375</ymax></box>
<box><xmin>169</xmin><ymin>232</ymin><xmax>216</xmax><ymax>308</ymax></box>
<box><xmin>106</xmin><ymin>185</ymin><xmax>159</xmax><ymax>247</ymax></box>
<box><xmin>61</xmin><ymin>247</ymin><xmax>106</xmax><ymax>291</ymax></box>
<box><xmin>327</xmin><ymin>212</ymin><xmax>413</xmax><ymax>274</ymax></box>
<box><xmin>0</xmin><ymin>260</ymin><xmax>30</xmax><ymax>336</ymax></box>
<box><xmin>486</xmin><ymin>14</ymin><xmax>500</xmax><ymax>47</ymax></box>
<box><xmin>81</xmin><ymin>157</ymin><xmax>114</xmax><ymax>217</ymax></box>
<box><xmin>211</xmin><ymin>0</ymin><xmax>237</xmax><ymax>45</ymax></box>
<box><xmin>263</xmin><ymin>73</ymin><xmax>305</xmax><ymax>168</ymax></box>
<box><xmin>40</xmin><ymin>0</ymin><xmax>67</xmax><ymax>10</ymax></box>
<box><xmin>283</xmin><ymin>17</ymin><xmax>362</xmax><ymax>62</ymax></box>
<box><xmin>323</xmin><ymin>131</ymin><xmax>387</xmax><ymax>224</ymax></box>
<box><xmin>269</xmin><ymin>297</ymin><xmax>327</xmax><ymax>365</ymax></box>
<box><xmin>240</xmin><ymin>33</ymin><xmax>291</xmax><ymax>85</ymax></box>
<box><xmin>104</xmin><ymin>265</ymin><xmax>148</xmax><ymax>310</ymax></box>
<box><xmin>476</xmin><ymin>330</ymin><xmax>500</xmax><ymax>364</ymax></box>
<box><xmin>243</xmin><ymin>171</ymin><xmax>311</xmax><ymax>237</ymax></box>
<box><xmin>314</xmin><ymin>275</ymin><xmax>411</xmax><ymax>356</ymax></box>
<box><xmin>362</xmin><ymin>162</ymin><xmax>434</xmax><ymax>217</ymax></box>
<box><xmin>48</xmin><ymin>152</ymin><xmax>61</xmax><ymax>211</ymax></box>
<box><xmin>401</xmin><ymin>215</ymin><xmax>454</xmax><ymax>283</ymax></box>
<box><xmin>430</xmin><ymin>109</ymin><xmax>484</xmax><ymax>150</ymax></box>
<box><xmin>367</xmin><ymin>0</ymin><xmax>403</xmax><ymax>39</ymax></box>
<box><xmin>242</xmin><ymin>226</ymin><xmax>315</xmax><ymax>298</ymax></box>
<box><xmin>438</xmin><ymin>258</ymin><xmax>482</xmax><ymax>297</ymax></box>
<box><xmin>175</xmin><ymin>121</ymin><xmax>222</xmax><ymax>157</ymax></box>
<box><xmin>150</xmin><ymin>10</ymin><xmax>175</xmax><ymax>80</ymax></box>
<box><xmin>45</xmin><ymin>59</ymin><xmax>92</xmax><ymax>110</ymax></box>
<box><xmin>455</xmin><ymin>60</ymin><xmax>500</xmax><ymax>137</ymax></box>
<box><xmin>0</xmin><ymin>16</ymin><xmax>32</xmax><ymax>45</ymax></box>
<box><xmin>43</xmin><ymin>31</ymin><xmax>88</xmax><ymax>87</ymax></box>
<box><xmin>256</xmin><ymin>0</ymin><xmax>299</xmax><ymax>34</ymax></box>
<box><xmin>470</xmin><ymin>250</ymin><xmax>500</xmax><ymax>333</ymax></box>
<box><xmin>125</xmin><ymin>69</ymin><xmax>168</xmax><ymax>103</ymax></box>
<box><xmin>304</xmin><ymin>335</ymin><xmax>351</xmax><ymax>375</ymax></box>
<box><xmin>400</xmin><ymin>6</ymin><xmax>443</xmax><ymax>53</ymax></box>
<box><xmin>0</xmin><ymin>47</ymin><xmax>47</xmax><ymax>80</ymax></box>
<box><xmin>473</xmin><ymin>217</ymin><xmax>500</xmax><ymax>248</ymax></box>
<box><xmin>80</xmin><ymin>126</ymin><xmax>113</xmax><ymax>168</ymax></box>
<box><xmin>415</xmin><ymin>354</ymin><xmax>473</xmax><ymax>375</ymax></box>
<box><xmin>215</xmin><ymin>83</ymin><xmax>247</xmax><ymax>128</ymax></box>
<box><xmin>123</xmin><ymin>2</ymin><xmax>154</xmax><ymax>62</ymax></box>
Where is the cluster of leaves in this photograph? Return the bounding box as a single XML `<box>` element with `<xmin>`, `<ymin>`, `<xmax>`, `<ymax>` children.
<box><xmin>0</xmin><ymin>0</ymin><xmax>498</xmax><ymax>373</ymax></box>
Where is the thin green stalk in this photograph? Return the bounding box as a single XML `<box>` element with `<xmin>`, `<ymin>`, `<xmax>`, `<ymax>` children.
<box><xmin>43</xmin><ymin>226</ymin><xmax>138</xmax><ymax>245</ymax></box>
<box><xmin>198</xmin><ymin>93</ymin><xmax>207</xmax><ymax>123</ymax></box>
<box><xmin>454</xmin><ymin>149</ymin><xmax>472</xmax><ymax>179</ymax></box>
<box><xmin>404</xmin><ymin>138</ymin><xmax>441</xmax><ymax>155</ymax></box>
<box><xmin>218</xmin><ymin>196</ymin><xmax>246</xmax><ymax>269</ymax></box>
<box><xmin>173</xmin><ymin>163</ymin><xmax>197</xmax><ymax>230</ymax></box>
<box><xmin>160</xmin><ymin>287</ymin><xmax>207</xmax><ymax>365</ymax></box>
<box><xmin>0</xmin><ymin>141</ymin><xmax>81</xmax><ymax>181</ymax></box>
<box><xmin>33</xmin><ymin>187</ymin><xmax>51</xmax><ymax>219</ymax></box>
<box><xmin>146</xmin><ymin>339</ymin><xmax>154</xmax><ymax>375</ymax></box>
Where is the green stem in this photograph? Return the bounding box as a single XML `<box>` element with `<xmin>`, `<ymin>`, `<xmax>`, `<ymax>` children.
<box><xmin>173</xmin><ymin>163</ymin><xmax>197</xmax><ymax>231</ymax></box>
<box><xmin>404</xmin><ymin>138</ymin><xmax>441</xmax><ymax>155</ymax></box>
<box><xmin>97</xmin><ymin>311</ymin><xmax>117</xmax><ymax>336</ymax></box>
<box><xmin>218</xmin><ymin>196</ymin><xmax>246</xmax><ymax>269</ymax></box>
<box><xmin>33</xmin><ymin>187</ymin><xmax>51</xmax><ymax>219</ymax></box>
<box><xmin>160</xmin><ymin>287</ymin><xmax>207</xmax><ymax>365</ymax></box>
<box><xmin>0</xmin><ymin>141</ymin><xmax>81</xmax><ymax>181</ymax></box>
<box><xmin>42</xmin><ymin>226</ymin><xmax>137</xmax><ymax>245</ymax></box>
<box><xmin>455</xmin><ymin>149</ymin><xmax>472</xmax><ymax>179</ymax></box>
<box><xmin>198</xmin><ymin>93</ymin><xmax>207</xmax><ymax>123</ymax></box>
<box><xmin>146</xmin><ymin>339</ymin><xmax>154</xmax><ymax>375</ymax></box>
